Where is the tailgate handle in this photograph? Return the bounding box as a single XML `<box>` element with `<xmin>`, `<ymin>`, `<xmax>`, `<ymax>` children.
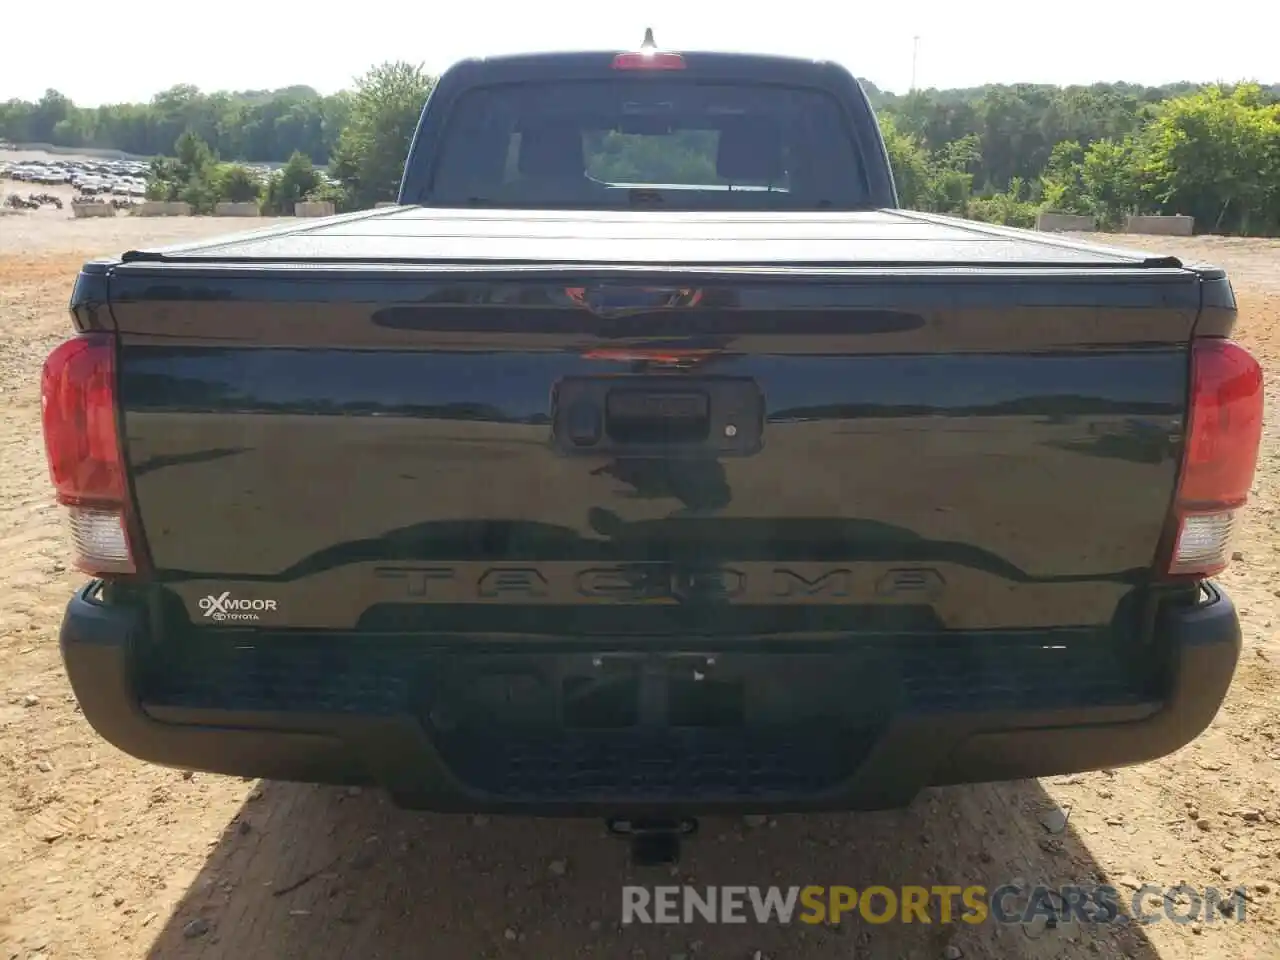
<box><xmin>605</xmin><ymin>389</ymin><xmax>710</xmax><ymax>444</ymax></box>
<box><xmin>551</xmin><ymin>376</ymin><xmax>762</xmax><ymax>456</ymax></box>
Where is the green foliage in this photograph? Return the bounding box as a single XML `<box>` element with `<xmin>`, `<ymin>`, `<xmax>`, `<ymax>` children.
<box><xmin>145</xmin><ymin>132</ymin><xmax>222</xmax><ymax>211</ymax></box>
<box><xmin>213</xmin><ymin>164</ymin><xmax>264</xmax><ymax>204</ymax></box>
<box><xmin>1138</xmin><ymin>84</ymin><xmax>1280</xmax><ymax>234</ymax></box>
<box><xmin>145</xmin><ymin>157</ymin><xmax>182</xmax><ymax>200</ymax></box>
<box><xmin>262</xmin><ymin>151</ymin><xmax>322</xmax><ymax>214</ymax></box>
<box><xmin>303</xmin><ymin>179</ymin><xmax>349</xmax><ymax>209</ymax></box>
<box><xmin>966</xmin><ymin>178</ymin><xmax>1039</xmax><ymax>228</ymax></box>
<box><xmin>329</xmin><ymin>62</ymin><xmax>434</xmax><ymax>209</ymax></box>
<box><xmin>871</xmin><ymin>81</ymin><xmax>1214</xmax><ymax>193</ymax></box>
<box><xmin>0</xmin><ymin>84</ymin><xmax>345</xmax><ymax>163</ymax></box>
<box><xmin>877</xmin><ymin>115</ymin><xmax>932</xmax><ymax>209</ymax></box>
<box><xmin>874</xmin><ymin>81</ymin><xmax>1280</xmax><ymax>235</ymax></box>
<box><xmin>1079</xmin><ymin>138</ymin><xmax>1145</xmax><ymax>227</ymax></box>
<box><xmin>179</xmin><ymin>175</ymin><xmax>221</xmax><ymax>215</ymax></box>
<box><xmin>1039</xmin><ymin>141</ymin><xmax>1090</xmax><ymax>214</ymax></box>
<box><xmin>877</xmin><ymin>116</ymin><xmax>977</xmax><ymax>215</ymax></box>
<box><xmin>586</xmin><ymin>130</ymin><xmax>719</xmax><ymax>184</ymax></box>
<box><xmin>146</xmin><ymin>136</ymin><xmax>269</xmax><ymax>212</ymax></box>
<box><xmin>174</xmin><ymin>130</ymin><xmax>215</xmax><ymax>178</ymax></box>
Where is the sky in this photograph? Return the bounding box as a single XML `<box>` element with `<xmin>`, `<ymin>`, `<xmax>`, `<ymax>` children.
<box><xmin>3</xmin><ymin>0</ymin><xmax>1278</xmax><ymax>105</ymax></box>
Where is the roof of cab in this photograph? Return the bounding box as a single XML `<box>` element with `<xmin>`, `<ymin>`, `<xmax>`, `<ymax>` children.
<box><xmin>436</xmin><ymin>49</ymin><xmax>853</xmax><ymax>85</ymax></box>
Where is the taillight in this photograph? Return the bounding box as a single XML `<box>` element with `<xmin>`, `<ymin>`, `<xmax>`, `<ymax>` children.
<box><xmin>1167</xmin><ymin>338</ymin><xmax>1264</xmax><ymax>577</ymax></box>
<box><xmin>40</xmin><ymin>333</ymin><xmax>139</xmax><ymax>575</ymax></box>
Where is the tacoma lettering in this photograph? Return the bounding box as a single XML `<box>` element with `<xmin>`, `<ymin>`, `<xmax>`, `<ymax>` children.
<box><xmin>772</xmin><ymin>569</ymin><xmax>853</xmax><ymax>598</ymax></box>
<box><xmin>369</xmin><ymin>564</ymin><xmax>923</xmax><ymax>603</ymax></box>
<box><xmin>478</xmin><ymin>568</ymin><xmax>549</xmax><ymax>598</ymax></box>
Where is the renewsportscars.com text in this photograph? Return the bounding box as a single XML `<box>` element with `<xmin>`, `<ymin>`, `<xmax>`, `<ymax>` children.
<box><xmin>621</xmin><ymin>884</ymin><xmax>1249</xmax><ymax>926</ymax></box>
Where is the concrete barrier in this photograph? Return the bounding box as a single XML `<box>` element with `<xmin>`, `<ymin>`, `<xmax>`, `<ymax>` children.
<box><xmin>1124</xmin><ymin>215</ymin><xmax>1194</xmax><ymax>237</ymax></box>
<box><xmin>1036</xmin><ymin>212</ymin><xmax>1096</xmax><ymax>233</ymax></box>
<box><xmin>295</xmin><ymin>201</ymin><xmax>335</xmax><ymax>217</ymax></box>
<box><xmin>374</xmin><ymin>201</ymin><xmax>399</xmax><ymax>208</ymax></box>
<box><xmin>135</xmin><ymin>201</ymin><xmax>192</xmax><ymax>217</ymax></box>
<box><xmin>214</xmin><ymin>201</ymin><xmax>261</xmax><ymax>217</ymax></box>
<box><xmin>71</xmin><ymin>202</ymin><xmax>116</xmax><ymax>218</ymax></box>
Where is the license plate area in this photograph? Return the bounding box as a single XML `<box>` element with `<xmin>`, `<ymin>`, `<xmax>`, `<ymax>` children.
<box><xmin>428</xmin><ymin>651</ymin><xmax>886</xmax><ymax>734</ymax></box>
<box><xmin>552</xmin><ymin>376</ymin><xmax>763</xmax><ymax>456</ymax></box>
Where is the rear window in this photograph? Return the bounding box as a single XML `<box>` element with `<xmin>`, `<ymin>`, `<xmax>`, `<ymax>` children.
<box><xmin>426</xmin><ymin>80</ymin><xmax>870</xmax><ymax>211</ymax></box>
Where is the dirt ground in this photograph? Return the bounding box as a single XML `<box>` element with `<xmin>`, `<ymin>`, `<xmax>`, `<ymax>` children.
<box><xmin>3</xmin><ymin>202</ymin><xmax>1280</xmax><ymax>960</ymax></box>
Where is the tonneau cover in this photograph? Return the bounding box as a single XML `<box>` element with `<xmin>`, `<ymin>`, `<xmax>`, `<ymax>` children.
<box><xmin>121</xmin><ymin>208</ymin><xmax>1183</xmax><ymax>269</ymax></box>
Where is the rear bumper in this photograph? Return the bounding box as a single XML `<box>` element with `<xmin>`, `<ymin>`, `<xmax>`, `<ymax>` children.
<box><xmin>60</xmin><ymin>583</ymin><xmax>1240</xmax><ymax>814</ymax></box>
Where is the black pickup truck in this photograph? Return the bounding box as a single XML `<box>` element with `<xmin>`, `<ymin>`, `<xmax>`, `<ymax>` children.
<box><xmin>45</xmin><ymin>41</ymin><xmax>1263</xmax><ymax>856</ymax></box>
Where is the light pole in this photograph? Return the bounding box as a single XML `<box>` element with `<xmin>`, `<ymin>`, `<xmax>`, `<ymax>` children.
<box><xmin>911</xmin><ymin>35</ymin><xmax>920</xmax><ymax>92</ymax></box>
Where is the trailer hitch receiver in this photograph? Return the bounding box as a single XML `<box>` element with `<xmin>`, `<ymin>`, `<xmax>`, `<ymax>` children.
<box><xmin>606</xmin><ymin>816</ymin><xmax>698</xmax><ymax>866</ymax></box>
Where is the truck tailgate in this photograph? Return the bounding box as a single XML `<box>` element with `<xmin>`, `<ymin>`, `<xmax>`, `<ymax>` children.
<box><xmin>103</xmin><ymin>232</ymin><xmax>1205</xmax><ymax>638</ymax></box>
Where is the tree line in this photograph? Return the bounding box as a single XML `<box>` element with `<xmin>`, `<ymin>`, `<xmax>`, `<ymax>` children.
<box><xmin>2</xmin><ymin>69</ymin><xmax>1277</xmax><ymax>233</ymax></box>
<box><xmin>873</xmin><ymin>80</ymin><xmax>1280</xmax><ymax>234</ymax></box>
<box><xmin>131</xmin><ymin>63</ymin><xmax>431</xmax><ymax>214</ymax></box>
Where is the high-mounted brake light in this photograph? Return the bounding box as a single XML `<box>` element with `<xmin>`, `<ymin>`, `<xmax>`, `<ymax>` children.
<box><xmin>612</xmin><ymin>52</ymin><xmax>687</xmax><ymax>70</ymax></box>
<box><xmin>41</xmin><ymin>333</ymin><xmax>139</xmax><ymax>575</ymax></box>
<box><xmin>1167</xmin><ymin>338</ymin><xmax>1264</xmax><ymax>577</ymax></box>
<box><xmin>582</xmin><ymin>349</ymin><xmax>717</xmax><ymax>363</ymax></box>
<box><xmin>613</xmin><ymin>27</ymin><xmax>686</xmax><ymax>70</ymax></box>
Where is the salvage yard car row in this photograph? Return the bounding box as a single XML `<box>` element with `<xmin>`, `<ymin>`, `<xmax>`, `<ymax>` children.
<box><xmin>1</xmin><ymin>157</ymin><xmax>149</xmax><ymax>197</ymax></box>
